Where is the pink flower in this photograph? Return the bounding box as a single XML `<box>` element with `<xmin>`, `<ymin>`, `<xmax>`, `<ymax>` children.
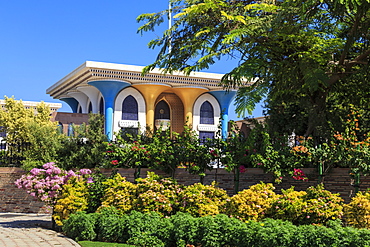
<box><xmin>79</xmin><ymin>169</ymin><xmax>92</xmax><ymax>175</ymax></box>
<box><xmin>111</xmin><ymin>160</ymin><xmax>119</xmax><ymax>165</ymax></box>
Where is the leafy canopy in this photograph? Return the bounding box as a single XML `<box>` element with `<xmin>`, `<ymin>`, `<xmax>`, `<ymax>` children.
<box><xmin>138</xmin><ymin>0</ymin><xmax>370</xmax><ymax>135</ymax></box>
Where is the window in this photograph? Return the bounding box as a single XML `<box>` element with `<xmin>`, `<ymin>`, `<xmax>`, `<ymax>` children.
<box><xmin>67</xmin><ymin>123</ymin><xmax>74</xmax><ymax>136</ymax></box>
<box><xmin>99</xmin><ymin>97</ymin><xmax>104</xmax><ymax>115</ymax></box>
<box><xmin>200</xmin><ymin>101</ymin><xmax>214</xmax><ymax>124</ymax></box>
<box><xmin>199</xmin><ymin>131</ymin><xmax>215</xmax><ymax>144</ymax></box>
<box><xmin>88</xmin><ymin>102</ymin><xmax>92</xmax><ymax>113</ymax></box>
<box><xmin>122</xmin><ymin>95</ymin><xmax>138</xmax><ymax>120</ymax></box>
<box><xmin>155</xmin><ymin>100</ymin><xmax>170</xmax><ymax>120</ymax></box>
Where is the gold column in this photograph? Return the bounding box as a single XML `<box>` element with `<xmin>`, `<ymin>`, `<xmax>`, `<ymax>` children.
<box><xmin>132</xmin><ymin>84</ymin><xmax>171</xmax><ymax>130</ymax></box>
<box><xmin>172</xmin><ymin>87</ymin><xmax>208</xmax><ymax>126</ymax></box>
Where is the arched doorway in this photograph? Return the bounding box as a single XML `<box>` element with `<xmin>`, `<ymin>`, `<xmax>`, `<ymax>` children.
<box><xmin>154</xmin><ymin>100</ymin><xmax>171</xmax><ymax>131</ymax></box>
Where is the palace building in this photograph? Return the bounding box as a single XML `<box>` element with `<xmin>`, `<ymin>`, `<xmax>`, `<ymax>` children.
<box><xmin>46</xmin><ymin>61</ymin><xmax>239</xmax><ymax>141</ymax></box>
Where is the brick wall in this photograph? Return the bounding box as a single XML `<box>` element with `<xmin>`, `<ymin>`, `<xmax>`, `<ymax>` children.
<box><xmin>0</xmin><ymin>168</ymin><xmax>49</xmax><ymax>213</ymax></box>
<box><xmin>1</xmin><ymin>167</ymin><xmax>368</xmax><ymax>213</ymax></box>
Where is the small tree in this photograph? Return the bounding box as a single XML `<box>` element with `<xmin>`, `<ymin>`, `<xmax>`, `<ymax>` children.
<box><xmin>0</xmin><ymin>96</ymin><xmax>63</xmax><ymax>169</ymax></box>
<box><xmin>56</xmin><ymin>113</ymin><xmax>108</xmax><ymax>170</ymax></box>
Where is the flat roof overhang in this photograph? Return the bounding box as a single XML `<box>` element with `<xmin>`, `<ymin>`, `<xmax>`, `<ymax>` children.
<box><xmin>46</xmin><ymin>61</ymin><xmax>232</xmax><ymax>99</ymax></box>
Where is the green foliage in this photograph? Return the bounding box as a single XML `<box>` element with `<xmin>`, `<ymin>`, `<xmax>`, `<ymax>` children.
<box><xmin>344</xmin><ymin>191</ymin><xmax>370</xmax><ymax>228</ymax></box>
<box><xmin>62</xmin><ymin>211</ymin><xmax>97</xmax><ymax>241</ymax></box>
<box><xmin>168</xmin><ymin>212</ymin><xmax>199</xmax><ymax>247</ymax></box>
<box><xmin>56</xmin><ymin>113</ymin><xmax>108</xmax><ymax>170</ymax></box>
<box><xmin>64</xmin><ymin>211</ymin><xmax>370</xmax><ymax>247</ymax></box>
<box><xmin>177</xmin><ymin>182</ymin><xmax>228</xmax><ymax>217</ymax></box>
<box><xmin>95</xmin><ymin>207</ymin><xmax>128</xmax><ymax>243</ymax></box>
<box><xmin>106</xmin><ymin>122</ymin><xmax>215</xmax><ymax>182</ymax></box>
<box><xmin>125</xmin><ymin>211</ymin><xmax>171</xmax><ymax>247</ymax></box>
<box><xmin>138</xmin><ymin>0</ymin><xmax>370</xmax><ymax>137</ymax></box>
<box><xmin>86</xmin><ymin>170</ymin><xmax>112</xmax><ymax>213</ymax></box>
<box><xmin>225</xmin><ymin>182</ymin><xmax>279</xmax><ymax>222</ymax></box>
<box><xmin>53</xmin><ymin>177</ymin><xmax>89</xmax><ymax>226</ymax></box>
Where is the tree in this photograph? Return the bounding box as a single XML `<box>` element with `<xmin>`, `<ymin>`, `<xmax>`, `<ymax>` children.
<box><xmin>0</xmin><ymin>96</ymin><xmax>63</xmax><ymax>169</ymax></box>
<box><xmin>56</xmin><ymin>113</ymin><xmax>108</xmax><ymax>170</ymax></box>
<box><xmin>137</xmin><ymin>0</ymin><xmax>370</xmax><ymax>136</ymax></box>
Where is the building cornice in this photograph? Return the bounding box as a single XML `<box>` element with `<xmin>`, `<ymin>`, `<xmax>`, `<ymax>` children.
<box><xmin>47</xmin><ymin>61</ymin><xmax>236</xmax><ymax>99</ymax></box>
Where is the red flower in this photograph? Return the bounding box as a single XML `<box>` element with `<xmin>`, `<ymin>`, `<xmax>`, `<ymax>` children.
<box><xmin>292</xmin><ymin>168</ymin><xmax>308</xmax><ymax>181</ymax></box>
<box><xmin>111</xmin><ymin>160</ymin><xmax>119</xmax><ymax>166</ymax></box>
<box><xmin>239</xmin><ymin>165</ymin><xmax>246</xmax><ymax>173</ymax></box>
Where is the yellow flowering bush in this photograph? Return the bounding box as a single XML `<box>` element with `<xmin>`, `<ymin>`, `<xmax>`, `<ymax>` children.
<box><xmin>268</xmin><ymin>187</ymin><xmax>307</xmax><ymax>224</ymax></box>
<box><xmin>53</xmin><ymin>177</ymin><xmax>89</xmax><ymax>226</ymax></box>
<box><xmin>225</xmin><ymin>182</ymin><xmax>278</xmax><ymax>222</ymax></box>
<box><xmin>99</xmin><ymin>173</ymin><xmax>137</xmax><ymax>213</ymax></box>
<box><xmin>177</xmin><ymin>181</ymin><xmax>229</xmax><ymax>217</ymax></box>
<box><xmin>300</xmin><ymin>184</ymin><xmax>344</xmax><ymax>225</ymax></box>
<box><xmin>134</xmin><ymin>172</ymin><xmax>182</xmax><ymax>216</ymax></box>
<box><xmin>344</xmin><ymin>191</ymin><xmax>370</xmax><ymax>228</ymax></box>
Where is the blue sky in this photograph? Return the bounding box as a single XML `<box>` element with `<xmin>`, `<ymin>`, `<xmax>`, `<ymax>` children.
<box><xmin>0</xmin><ymin>0</ymin><xmax>264</xmax><ymax>120</ymax></box>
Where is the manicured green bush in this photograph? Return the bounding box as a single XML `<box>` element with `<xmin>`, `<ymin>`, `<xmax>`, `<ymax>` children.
<box><xmin>125</xmin><ymin>211</ymin><xmax>172</xmax><ymax>246</ymax></box>
<box><xmin>95</xmin><ymin>207</ymin><xmax>128</xmax><ymax>243</ymax></box>
<box><xmin>62</xmin><ymin>211</ymin><xmax>97</xmax><ymax>241</ymax></box>
<box><xmin>63</xmin><ymin>211</ymin><xmax>370</xmax><ymax>247</ymax></box>
<box><xmin>168</xmin><ymin>212</ymin><xmax>199</xmax><ymax>247</ymax></box>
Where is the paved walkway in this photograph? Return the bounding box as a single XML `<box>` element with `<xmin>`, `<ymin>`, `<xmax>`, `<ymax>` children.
<box><xmin>0</xmin><ymin>213</ymin><xmax>80</xmax><ymax>247</ymax></box>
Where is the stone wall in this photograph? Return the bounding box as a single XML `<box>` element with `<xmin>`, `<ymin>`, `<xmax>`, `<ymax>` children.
<box><xmin>1</xmin><ymin>167</ymin><xmax>369</xmax><ymax>213</ymax></box>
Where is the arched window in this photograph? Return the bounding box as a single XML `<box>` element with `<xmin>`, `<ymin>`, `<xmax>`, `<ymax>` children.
<box><xmin>88</xmin><ymin>102</ymin><xmax>92</xmax><ymax>113</ymax></box>
<box><xmin>122</xmin><ymin>95</ymin><xmax>138</xmax><ymax>120</ymax></box>
<box><xmin>200</xmin><ymin>101</ymin><xmax>214</xmax><ymax>124</ymax></box>
<box><xmin>99</xmin><ymin>97</ymin><xmax>104</xmax><ymax>115</ymax></box>
<box><xmin>155</xmin><ymin>100</ymin><xmax>170</xmax><ymax>120</ymax></box>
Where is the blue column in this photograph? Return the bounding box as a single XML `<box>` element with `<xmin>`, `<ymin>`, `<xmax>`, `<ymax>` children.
<box><xmin>209</xmin><ymin>90</ymin><xmax>237</xmax><ymax>139</ymax></box>
<box><xmin>88</xmin><ymin>80</ymin><xmax>130</xmax><ymax>141</ymax></box>
<box><xmin>60</xmin><ymin>98</ymin><xmax>79</xmax><ymax>113</ymax></box>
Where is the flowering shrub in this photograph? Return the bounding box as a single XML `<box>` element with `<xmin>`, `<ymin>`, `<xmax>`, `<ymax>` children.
<box><xmin>268</xmin><ymin>187</ymin><xmax>307</xmax><ymax>224</ymax></box>
<box><xmin>177</xmin><ymin>182</ymin><xmax>229</xmax><ymax>217</ymax></box>
<box><xmin>15</xmin><ymin>162</ymin><xmax>91</xmax><ymax>206</ymax></box>
<box><xmin>53</xmin><ymin>177</ymin><xmax>89</xmax><ymax>226</ymax></box>
<box><xmin>225</xmin><ymin>182</ymin><xmax>279</xmax><ymax>222</ymax></box>
<box><xmin>134</xmin><ymin>172</ymin><xmax>182</xmax><ymax>216</ymax></box>
<box><xmin>99</xmin><ymin>173</ymin><xmax>137</xmax><ymax>213</ymax></box>
<box><xmin>292</xmin><ymin>168</ymin><xmax>308</xmax><ymax>181</ymax></box>
<box><xmin>300</xmin><ymin>184</ymin><xmax>344</xmax><ymax>225</ymax></box>
<box><xmin>344</xmin><ymin>191</ymin><xmax>370</xmax><ymax>228</ymax></box>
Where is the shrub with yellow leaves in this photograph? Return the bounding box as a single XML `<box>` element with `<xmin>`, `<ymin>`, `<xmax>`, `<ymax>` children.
<box><xmin>344</xmin><ymin>191</ymin><xmax>370</xmax><ymax>228</ymax></box>
<box><xmin>99</xmin><ymin>173</ymin><xmax>137</xmax><ymax>213</ymax></box>
<box><xmin>53</xmin><ymin>177</ymin><xmax>89</xmax><ymax>226</ymax></box>
<box><xmin>225</xmin><ymin>182</ymin><xmax>278</xmax><ymax>222</ymax></box>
